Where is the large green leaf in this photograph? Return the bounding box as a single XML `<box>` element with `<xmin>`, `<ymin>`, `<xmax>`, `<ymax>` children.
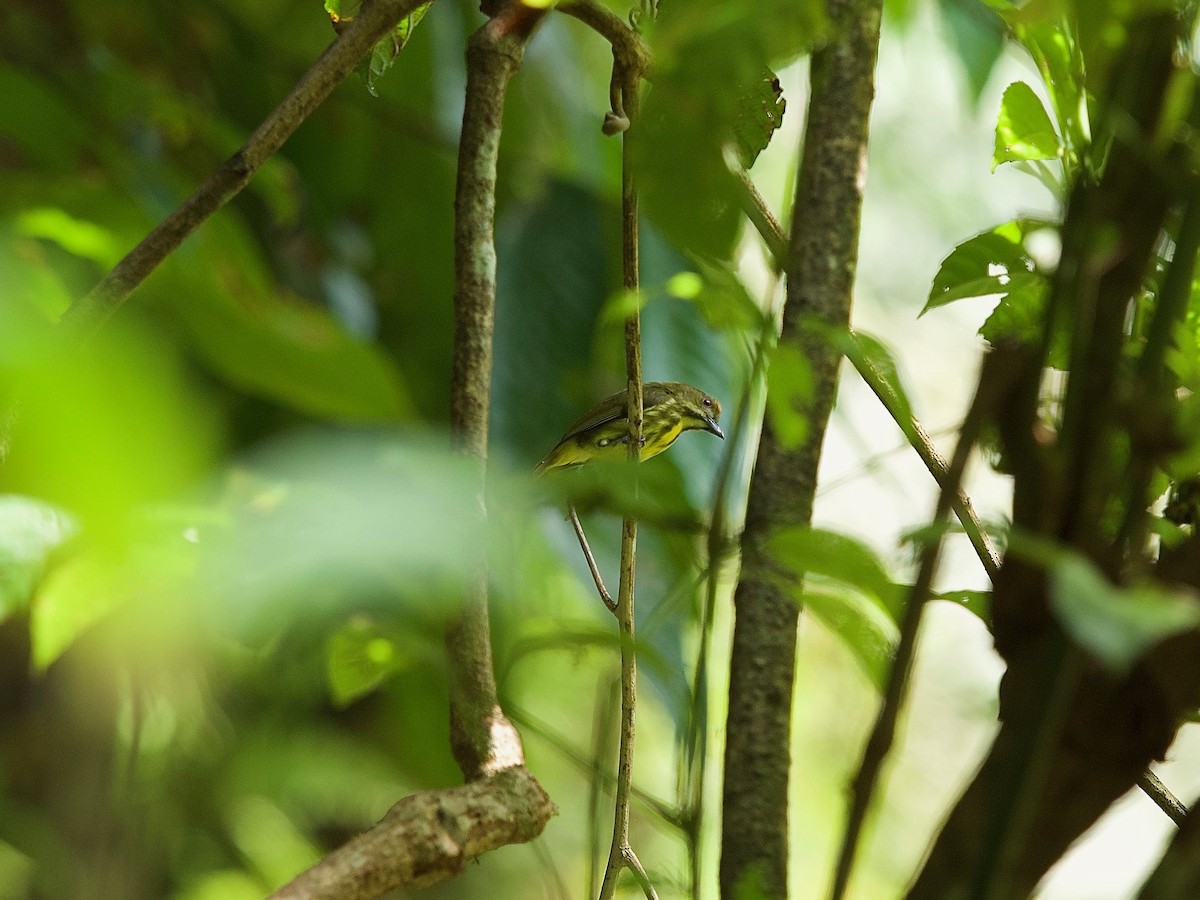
<box><xmin>0</xmin><ymin>311</ymin><xmax>218</xmax><ymax>540</ymax></box>
<box><xmin>802</xmin><ymin>583</ymin><xmax>897</xmax><ymax>691</ymax></box>
<box><xmin>491</xmin><ymin>181</ymin><xmax>612</xmax><ymax>469</ymax></box>
<box><xmin>638</xmin><ymin>0</ymin><xmax>827</xmax><ymax>258</ymax></box>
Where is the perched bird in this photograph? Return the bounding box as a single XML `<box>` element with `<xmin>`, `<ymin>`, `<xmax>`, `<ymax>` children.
<box><xmin>535</xmin><ymin>381</ymin><xmax>724</xmax><ymax>474</ymax></box>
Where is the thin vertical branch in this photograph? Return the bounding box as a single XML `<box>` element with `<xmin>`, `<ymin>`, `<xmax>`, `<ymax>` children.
<box><xmin>598</xmin><ymin>57</ymin><xmax>656</xmax><ymax>900</ymax></box>
<box><xmin>447</xmin><ymin>5</ymin><xmax>545</xmax><ymax>781</ymax></box>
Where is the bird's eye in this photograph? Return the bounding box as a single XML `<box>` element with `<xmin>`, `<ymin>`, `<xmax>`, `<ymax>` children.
<box><xmin>702</xmin><ymin>397</ymin><xmax>712</xmax><ymax>407</ymax></box>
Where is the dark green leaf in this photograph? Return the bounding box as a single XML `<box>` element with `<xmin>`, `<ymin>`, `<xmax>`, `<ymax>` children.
<box><xmin>933</xmin><ymin>588</ymin><xmax>991</xmax><ymax>622</ymax></box>
<box><xmin>803</xmin><ymin>584</ymin><xmax>896</xmax><ymax>690</ymax></box>
<box><xmin>978</xmin><ymin>272</ymin><xmax>1049</xmax><ymax>346</ymax></box>
<box><xmin>1009</xmin><ymin>17</ymin><xmax>1089</xmax><ymax>162</ymax></box>
<box><xmin>732</xmin><ymin>72</ymin><xmax>786</xmax><ymax>168</ymax></box>
<box><xmin>924</xmin><ymin>218</ymin><xmax>1053</xmax><ymax>315</ymax></box>
<box><xmin>639</xmin><ymin>0</ymin><xmax>827</xmax><ymax>258</ymax></box>
<box><xmin>154</xmin><ymin>216</ymin><xmax>412</xmax><ymax>422</ymax></box>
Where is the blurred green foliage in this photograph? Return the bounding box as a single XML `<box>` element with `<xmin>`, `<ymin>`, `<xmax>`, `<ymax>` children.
<box><xmin>7</xmin><ymin>0</ymin><xmax>1188</xmax><ymax>896</ymax></box>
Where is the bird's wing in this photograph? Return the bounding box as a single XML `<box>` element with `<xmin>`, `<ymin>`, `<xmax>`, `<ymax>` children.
<box><xmin>555</xmin><ymin>383</ymin><xmax>672</xmax><ymax>444</ymax></box>
<box><xmin>555</xmin><ymin>390</ymin><xmax>627</xmax><ymax>444</ymax></box>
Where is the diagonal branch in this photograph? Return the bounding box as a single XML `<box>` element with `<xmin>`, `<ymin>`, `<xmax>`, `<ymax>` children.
<box><xmin>59</xmin><ymin>0</ymin><xmax>433</xmax><ymax>340</ymax></box>
<box><xmin>267</xmin><ymin>767</ymin><xmax>555</xmax><ymax>900</ymax></box>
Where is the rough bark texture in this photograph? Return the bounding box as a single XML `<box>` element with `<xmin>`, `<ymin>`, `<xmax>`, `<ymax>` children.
<box><xmin>910</xmin><ymin>16</ymin><xmax>1200</xmax><ymax>898</ymax></box>
<box><xmin>719</xmin><ymin>1</ymin><xmax>883</xmax><ymax>896</ymax></box>
<box><xmin>268</xmin><ymin>767</ymin><xmax>556</xmax><ymax>900</ymax></box>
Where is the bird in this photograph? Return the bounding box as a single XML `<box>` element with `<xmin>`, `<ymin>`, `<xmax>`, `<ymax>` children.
<box><xmin>535</xmin><ymin>381</ymin><xmax>724</xmax><ymax>474</ymax></box>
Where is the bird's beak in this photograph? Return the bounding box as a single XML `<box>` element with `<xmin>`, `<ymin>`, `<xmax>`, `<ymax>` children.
<box><xmin>704</xmin><ymin>417</ymin><xmax>725</xmax><ymax>439</ymax></box>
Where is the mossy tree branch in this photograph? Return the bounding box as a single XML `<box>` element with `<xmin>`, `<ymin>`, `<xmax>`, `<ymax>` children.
<box><xmin>447</xmin><ymin>1</ymin><xmax>546</xmax><ymax>782</ymax></box>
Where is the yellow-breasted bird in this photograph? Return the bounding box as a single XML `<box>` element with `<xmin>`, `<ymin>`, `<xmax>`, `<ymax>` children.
<box><xmin>535</xmin><ymin>381</ymin><xmax>724</xmax><ymax>474</ymax></box>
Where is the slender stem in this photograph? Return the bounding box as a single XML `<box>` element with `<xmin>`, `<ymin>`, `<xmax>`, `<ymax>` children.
<box><xmin>510</xmin><ymin>704</ymin><xmax>682</xmax><ymax>828</ymax></box>
<box><xmin>1139</xmin><ymin>771</ymin><xmax>1189</xmax><ymax>827</ymax></box>
<box><xmin>727</xmin><ymin>145</ymin><xmax>789</xmax><ymax>270</ymax></box>
<box><xmin>849</xmin><ymin>351</ymin><xmax>1002</xmax><ymax>580</ymax></box>
<box><xmin>59</xmin><ymin>0</ymin><xmax>432</xmax><ymax>340</ymax></box>
<box><xmin>570</xmin><ymin>506</ymin><xmax>617</xmax><ymax>613</ymax></box>
<box><xmin>599</xmin><ymin>66</ymin><xmax>653</xmax><ymax>900</ymax></box>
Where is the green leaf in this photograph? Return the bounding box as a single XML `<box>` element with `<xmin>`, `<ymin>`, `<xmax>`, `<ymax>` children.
<box><xmin>940</xmin><ymin>0</ymin><xmax>1006</xmax><ymax>104</ymax></box>
<box><xmin>326</xmin><ymin>0</ymin><xmax>431</xmax><ymax>96</ymax></box>
<box><xmin>0</xmin><ymin>65</ymin><xmax>87</xmax><ymax>171</ymax></box>
<box><xmin>771</xmin><ymin>527</ymin><xmax>902</xmax><ymax>622</ymax></box>
<box><xmin>31</xmin><ymin>551</ymin><xmax>123</xmax><ymax>671</ymax></box>
<box><xmin>327</xmin><ymin>616</ymin><xmax>408</xmax><ymax>707</ymax></box>
<box><xmin>1050</xmin><ymin>555</ymin><xmax>1200</xmax><ymax>673</ymax></box>
<box><xmin>209</xmin><ymin>432</ymin><xmax>493</xmax><ymax>631</ymax></box>
<box><xmin>978</xmin><ymin>272</ymin><xmax>1050</xmax><ymax>346</ymax></box>
<box><xmin>802</xmin><ymin>584</ymin><xmax>897</xmax><ymax>691</ymax></box>
<box><xmin>14</xmin><ymin>208</ymin><xmax>123</xmax><ymax>268</ymax></box>
<box><xmin>765</xmin><ymin>343</ymin><xmax>812</xmax><ymax>450</ymax></box>
<box><xmin>1</xmin><ymin>316</ymin><xmax>218</xmax><ymax>538</ymax></box>
<box><xmin>933</xmin><ymin>588</ymin><xmax>991</xmax><ymax>622</ymax></box>
<box><xmin>639</xmin><ymin>0</ymin><xmax>827</xmax><ymax>258</ymax></box>
<box><xmin>677</xmin><ymin>258</ymin><xmax>764</xmax><ymax>332</ymax></box>
<box><xmin>994</xmin><ymin>81</ymin><xmax>1063</xmax><ymax>170</ymax></box>
<box><xmin>1010</xmin><ymin>17</ymin><xmax>1089</xmax><ymax>161</ymax></box>
<box><xmin>924</xmin><ymin>218</ymin><xmax>1053</xmax><ymax>315</ymax></box>
<box><xmin>732</xmin><ymin>72</ymin><xmax>786</xmax><ymax>168</ymax></box>
<box><xmin>394</xmin><ymin>3</ymin><xmax>431</xmax><ymax>50</ymax></box>
<box><xmin>0</xmin><ymin>496</ymin><xmax>76</xmax><ymax>621</ymax></box>
<box><xmin>364</xmin><ymin>3</ymin><xmax>432</xmax><ymax>96</ymax></box>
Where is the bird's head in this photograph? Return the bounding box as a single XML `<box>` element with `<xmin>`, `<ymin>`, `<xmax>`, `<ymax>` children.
<box><xmin>670</xmin><ymin>383</ymin><xmax>724</xmax><ymax>440</ymax></box>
